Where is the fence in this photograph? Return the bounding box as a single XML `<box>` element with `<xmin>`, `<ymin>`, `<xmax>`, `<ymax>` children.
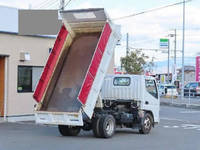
<box><xmin>160</xmin><ymin>87</ymin><xmax>200</xmax><ymax>106</ymax></box>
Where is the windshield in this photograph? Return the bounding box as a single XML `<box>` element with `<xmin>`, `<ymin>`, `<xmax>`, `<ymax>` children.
<box><xmin>185</xmin><ymin>82</ymin><xmax>198</xmax><ymax>88</ymax></box>
<box><xmin>159</xmin><ymin>85</ymin><xmax>164</xmax><ymax>89</ymax></box>
<box><xmin>166</xmin><ymin>86</ymin><xmax>176</xmax><ymax>89</ymax></box>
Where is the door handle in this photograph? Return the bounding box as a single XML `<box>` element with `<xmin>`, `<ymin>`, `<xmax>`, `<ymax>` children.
<box><xmin>145</xmin><ymin>101</ymin><xmax>149</xmax><ymax>105</ymax></box>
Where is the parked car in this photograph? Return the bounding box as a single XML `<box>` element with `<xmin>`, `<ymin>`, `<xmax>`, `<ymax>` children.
<box><xmin>184</xmin><ymin>82</ymin><xmax>200</xmax><ymax>97</ymax></box>
<box><xmin>165</xmin><ymin>85</ymin><xmax>178</xmax><ymax>98</ymax></box>
<box><xmin>158</xmin><ymin>84</ymin><xmax>165</xmax><ymax>96</ymax></box>
<box><xmin>158</xmin><ymin>84</ymin><xmax>178</xmax><ymax>97</ymax></box>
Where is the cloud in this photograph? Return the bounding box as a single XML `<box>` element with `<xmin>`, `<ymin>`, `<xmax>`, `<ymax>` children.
<box><xmin>111</xmin><ymin>4</ymin><xmax>200</xmax><ymax>68</ymax></box>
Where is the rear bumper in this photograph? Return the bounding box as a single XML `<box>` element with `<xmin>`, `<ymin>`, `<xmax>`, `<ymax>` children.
<box><xmin>35</xmin><ymin>111</ymin><xmax>83</xmax><ymax>126</ymax></box>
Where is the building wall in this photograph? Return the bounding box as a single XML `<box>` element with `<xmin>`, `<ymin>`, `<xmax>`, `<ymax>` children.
<box><xmin>185</xmin><ymin>71</ymin><xmax>195</xmax><ymax>84</ymax></box>
<box><xmin>0</xmin><ymin>33</ymin><xmax>55</xmax><ymax>116</ymax></box>
<box><xmin>0</xmin><ymin>32</ymin><xmax>114</xmax><ymax>116</ymax></box>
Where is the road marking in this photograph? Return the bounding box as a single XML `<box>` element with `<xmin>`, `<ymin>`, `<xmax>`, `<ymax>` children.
<box><xmin>180</xmin><ymin>111</ymin><xmax>200</xmax><ymax>114</ymax></box>
<box><xmin>163</xmin><ymin>125</ymin><xmax>179</xmax><ymax>128</ymax></box>
<box><xmin>160</xmin><ymin>117</ymin><xmax>189</xmax><ymax>123</ymax></box>
<box><xmin>162</xmin><ymin>124</ymin><xmax>200</xmax><ymax>131</ymax></box>
<box><xmin>181</xmin><ymin>124</ymin><xmax>200</xmax><ymax>127</ymax></box>
<box><xmin>181</xmin><ymin>124</ymin><xmax>200</xmax><ymax>130</ymax></box>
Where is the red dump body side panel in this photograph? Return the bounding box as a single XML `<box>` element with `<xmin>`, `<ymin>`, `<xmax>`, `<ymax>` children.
<box><xmin>78</xmin><ymin>23</ymin><xmax>112</xmax><ymax>105</ymax></box>
<box><xmin>33</xmin><ymin>25</ymin><xmax>68</xmax><ymax>102</ymax></box>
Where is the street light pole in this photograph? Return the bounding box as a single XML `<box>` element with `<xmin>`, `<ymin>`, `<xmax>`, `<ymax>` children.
<box><xmin>174</xmin><ymin>29</ymin><xmax>177</xmax><ymax>66</ymax></box>
<box><xmin>168</xmin><ymin>39</ymin><xmax>170</xmax><ymax>83</ymax></box>
<box><xmin>60</xmin><ymin>0</ymin><xmax>65</xmax><ymax>10</ymax></box>
<box><xmin>181</xmin><ymin>0</ymin><xmax>185</xmax><ymax>99</ymax></box>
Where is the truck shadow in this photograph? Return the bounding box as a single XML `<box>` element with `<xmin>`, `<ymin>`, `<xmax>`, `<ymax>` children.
<box><xmin>76</xmin><ymin>129</ymin><xmax>140</xmax><ymax>139</ymax></box>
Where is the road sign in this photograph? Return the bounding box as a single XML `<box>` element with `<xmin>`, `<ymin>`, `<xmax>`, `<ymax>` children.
<box><xmin>160</xmin><ymin>38</ymin><xmax>169</xmax><ymax>49</ymax></box>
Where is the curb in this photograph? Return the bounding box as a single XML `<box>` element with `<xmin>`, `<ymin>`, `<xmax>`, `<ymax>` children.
<box><xmin>160</xmin><ymin>101</ymin><xmax>200</xmax><ymax>110</ymax></box>
<box><xmin>0</xmin><ymin>119</ymin><xmax>6</xmax><ymax>123</ymax></box>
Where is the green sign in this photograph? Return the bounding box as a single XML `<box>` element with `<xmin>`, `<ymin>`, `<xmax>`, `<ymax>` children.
<box><xmin>160</xmin><ymin>38</ymin><xmax>169</xmax><ymax>49</ymax></box>
<box><xmin>160</xmin><ymin>39</ymin><xmax>169</xmax><ymax>42</ymax></box>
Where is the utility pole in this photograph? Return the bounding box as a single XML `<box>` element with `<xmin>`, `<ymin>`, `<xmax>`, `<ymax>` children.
<box><xmin>174</xmin><ymin>29</ymin><xmax>177</xmax><ymax>66</ymax></box>
<box><xmin>60</xmin><ymin>0</ymin><xmax>65</xmax><ymax>10</ymax></box>
<box><xmin>168</xmin><ymin>40</ymin><xmax>170</xmax><ymax>83</ymax></box>
<box><xmin>168</xmin><ymin>29</ymin><xmax>177</xmax><ymax>66</ymax></box>
<box><xmin>124</xmin><ymin>33</ymin><xmax>129</xmax><ymax>73</ymax></box>
<box><xmin>121</xmin><ymin>33</ymin><xmax>129</xmax><ymax>73</ymax></box>
<box><xmin>181</xmin><ymin>0</ymin><xmax>185</xmax><ymax>99</ymax></box>
<box><xmin>172</xmin><ymin>29</ymin><xmax>177</xmax><ymax>83</ymax></box>
<box><xmin>126</xmin><ymin>33</ymin><xmax>129</xmax><ymax>57</ymax></box>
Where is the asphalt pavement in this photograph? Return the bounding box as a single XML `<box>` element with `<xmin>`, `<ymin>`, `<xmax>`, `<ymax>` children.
<box><xmin>0</xmin><ymin>106</ymin><xmax>200</xmax><ymax>150</ymax></box>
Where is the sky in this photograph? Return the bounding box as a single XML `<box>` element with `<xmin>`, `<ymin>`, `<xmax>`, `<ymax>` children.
<box><xmin>0</xmin><ymin>0</ymin><xmax>199</xmax><ymax>73</ymax></box>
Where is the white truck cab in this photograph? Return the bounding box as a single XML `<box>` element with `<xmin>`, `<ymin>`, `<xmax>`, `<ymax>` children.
<box><xmin>99</xmin><ymin>74</ymin><xmax>160</xmax><ymax>135</ymax></box>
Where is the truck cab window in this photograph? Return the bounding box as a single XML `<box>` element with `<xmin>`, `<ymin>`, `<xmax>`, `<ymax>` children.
<box><xmin>113</xmin><ymin>77</ymin><xmax>130</xmax><ymax>86</ymax></box>
<box><xmin>145</xmin><ymin>79</ymin><xmax>158</xmax><ymax>99</ymax></box>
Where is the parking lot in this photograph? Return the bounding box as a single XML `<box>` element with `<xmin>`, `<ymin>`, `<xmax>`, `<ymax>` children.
<box><xmin>0</xmin><ymin>105</ymin><xmax>199</xmax><ymax>150</ymax></box>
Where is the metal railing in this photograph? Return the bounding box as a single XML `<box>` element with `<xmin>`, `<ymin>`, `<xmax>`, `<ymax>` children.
<box><xmin>160</xmin><ymin>87</ymin><xmax>200</xmax><ymax>106</ymax></box>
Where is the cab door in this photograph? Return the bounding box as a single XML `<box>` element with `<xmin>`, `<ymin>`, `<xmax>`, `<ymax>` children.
<box><xmin>143</xmin><ymin>79</ymin><xmax>160</xmax><ymax>123</ymax></box>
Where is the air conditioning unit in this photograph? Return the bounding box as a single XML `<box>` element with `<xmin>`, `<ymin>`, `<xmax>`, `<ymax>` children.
<box><xmin>20</xmin><ymin>52</ymin><xmax>30</xmax><ymax>61</ymax></box>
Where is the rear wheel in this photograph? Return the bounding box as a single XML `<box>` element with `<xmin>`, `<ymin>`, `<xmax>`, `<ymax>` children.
<box><xmin>98</xmin><ymin>115</ymin><xmax>116</xmax><ymax>138</ymax></box>
<box><xmin>139</xmin><ymin>113</ymin><xmax>153</xmax><ymax>134</ymax></box>
<box><xmin>58</xmin><ymin>125</ymin><xmax>81</xmax><ymax>136</ymax></box>
<box><xmin>92</xmin><ymin>117</ymin><xmax>101</xmax><ymax>138</ymax></box>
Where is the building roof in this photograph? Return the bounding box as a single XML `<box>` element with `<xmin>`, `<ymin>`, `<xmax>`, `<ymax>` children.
<box><xmin>0</xmin><ymin>5</ymin><xmax>56</xmax><ymax>38</ymax></box>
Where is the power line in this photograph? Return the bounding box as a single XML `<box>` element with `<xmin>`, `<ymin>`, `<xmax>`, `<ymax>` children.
<box><xmin>48</xmin><ymin>0</ymin><xmax>59</xmax><ymax>9</ymax></box>
<box><xmin>64</xmin><ymin>0</ymin><xmax>73</xmax><ymax>8</ymax></box>
<box><xmin>37</xmin><ymin>0</ymin><xmax>58</xmax><ymax>9</ymax></box>
<box><xmin>129</xmin><ymin>47</ymin><xmax>166</xmax><ymax>52</ymax></box>
<box><xmin>129</xmin><ymin>47</ymin><xmax>182</xmax><ymax>52</ymax></box>
<box><xmin>44</xmin><ymin>0</ymin><xmax>58</xmax><ymax>8</ymax></box>
<box><xmin>32</xmin><ymin>0</ymin><xmax>52</xmax><ymax>8</ymax></box>
<box><xmin>112</xmin><ymin>0</ymin><xmax>192</xmax><ymax>20</ymax></box>
<box><xmin>36</xmin><ymin>0</ymin><xmax>57</xmax><ymax>9</ymax></box>
<box><xmin>129</xmin><ymin>39</ymin><xmax>157</xmax><ymax>44</ymax></box>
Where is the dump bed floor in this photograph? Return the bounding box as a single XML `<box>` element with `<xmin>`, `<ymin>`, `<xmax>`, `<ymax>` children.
<box><xmin>42</xmin><ymin>33</ymin><xmax>100</xmax><ymax>112</ymax></box>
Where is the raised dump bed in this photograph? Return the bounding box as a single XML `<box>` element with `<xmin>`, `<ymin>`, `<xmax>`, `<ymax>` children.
<box><xmin>42</xmin><ymin>33</ymin><xmax>100</xmax><ymax>112</ymax></box>
<box><xmin>33</xmin><ymin>8</ymin><xmax>120</xmax><ymax>126</ymax></box>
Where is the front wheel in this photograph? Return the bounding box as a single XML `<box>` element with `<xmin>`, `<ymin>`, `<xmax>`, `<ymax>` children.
<box><xmin>58</xmin><ymin>125</ymin><xmax>81</xmax><ymax>136</ymax></box>
<box><xmin>139</xmin><ymin>113</ymin><xmax>153</xmax><ymax>134</ymax></box>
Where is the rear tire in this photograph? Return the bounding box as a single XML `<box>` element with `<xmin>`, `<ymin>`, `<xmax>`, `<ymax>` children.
<box><xmin>139</xmin><ymin>113</ymin><xmax>153</xmax><ymax>134</ymax></box>
<box><xmin>98</xmin><ymin>115</ymin><xmax>116</xmax><ymax>138</ymax></box>
<box><xmin>58</xmin><ymin>125</ymin><xmax>81</xmax><ymax>136</ymax></box>
<box><xmin>92</xmin><ymin>117</ymin><xmax>101</xmax><ymax>138</ymax></box>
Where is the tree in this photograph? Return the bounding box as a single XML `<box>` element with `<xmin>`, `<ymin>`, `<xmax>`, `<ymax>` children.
<box><xmin>120</xmin><ymin>50</ymin><xmax>154</xmax><ymax>74</ymax></box>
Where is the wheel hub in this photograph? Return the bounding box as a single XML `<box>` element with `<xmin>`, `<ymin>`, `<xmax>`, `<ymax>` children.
<box><xmin>106</xmin><ymin>119</ymin><xmax>114</xmax><ymax>135</ymax></box>
<box><xmin>144</xmin><ymin>117</ymin><xmax>151</xmax><ymax>130</ymax></box>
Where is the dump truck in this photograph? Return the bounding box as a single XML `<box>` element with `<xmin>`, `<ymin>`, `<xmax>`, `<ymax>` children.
<box><xmin>33</xmin><ymin>8</ymin><xmax>159</xmax><ymax>138</ymax></box>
